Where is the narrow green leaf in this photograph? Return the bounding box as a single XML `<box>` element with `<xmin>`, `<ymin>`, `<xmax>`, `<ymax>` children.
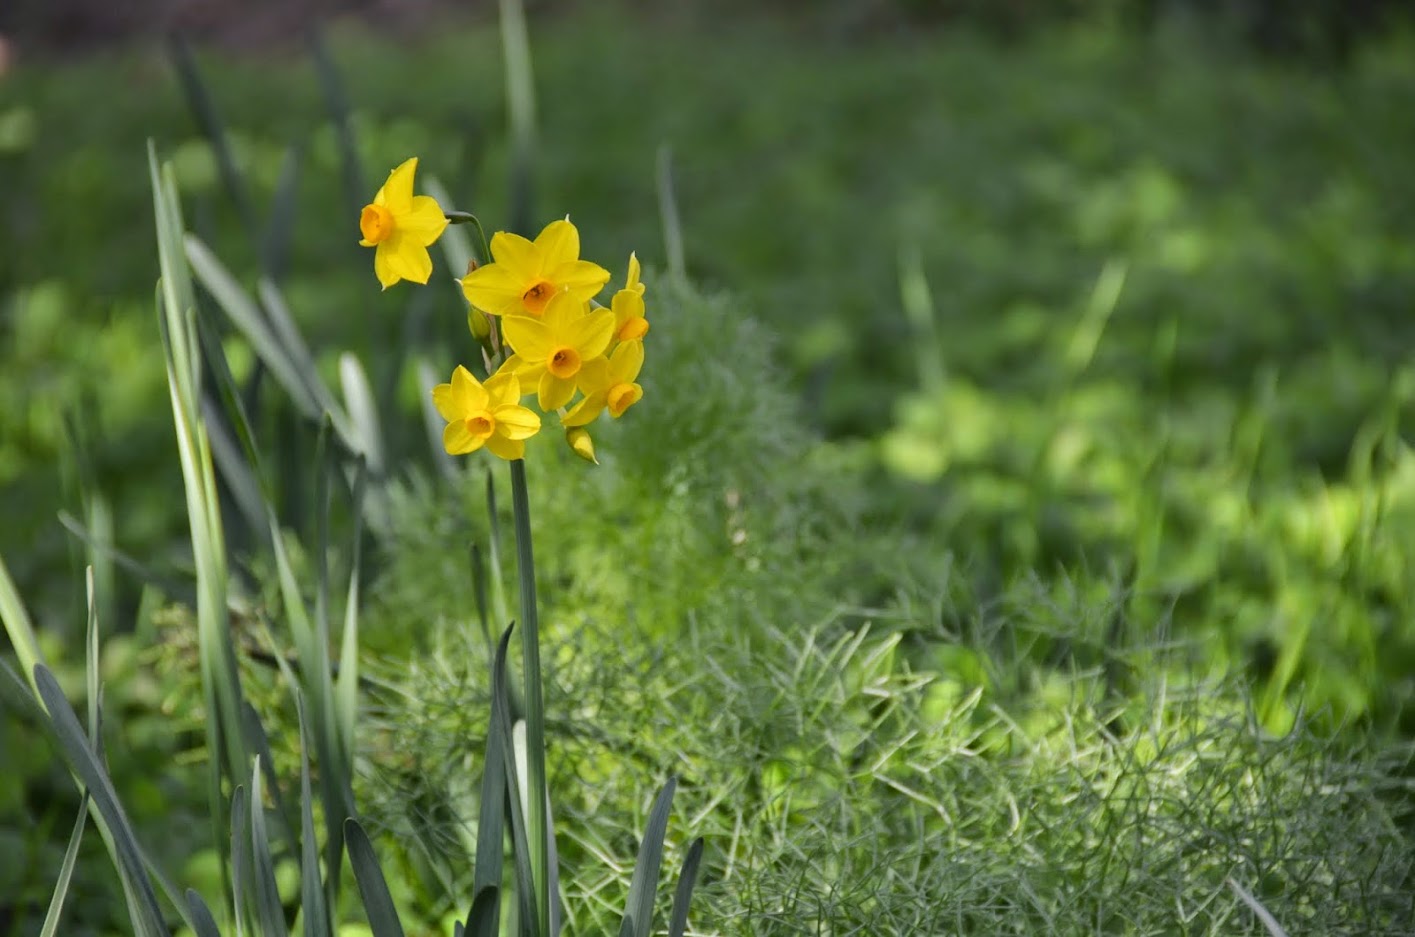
<box><xmin>346</xmin><ymin>819</ymin><xmax>406</xmax><ymax>937</ymax></box>
<box><xmin>185</xmin><ymin>234</ymin><xmax>323</xmax><ymax>423</ymax></box>
<box><xmin>465</xmin><ymin>886</ymin><xmax>500</xmax><ymax>937</ymax></box>
<box><xmin>33</xmin><ymin>665</ymin><xmax>170</xmax><ymax>937</ymax></box>
<box><xmin>202</xmin><ymin>394</ymin><xmax>269</xmax><ymax>537</ymax></box>
<box><xmin>57</xmin><ymin>512</ymin><xmax>196</xmax><ymax>605</ymax></box>
<box><xmin>296</xmin><ymin>696</ymin><xmax>332</xmax><ymax>937</ymax></box>
<box><xmin>256</xmin><ymin>278</ymin><xmax>348</xmax><ymax>427</ymax></box>
<box><xmin>507</xmin><ymin>457</ymin><xmax>549</xmax><ymax>936</ymax></box>
<box><xmin>667</xmin><ymin>837</ymin><xmax>704</xmax><ymax>937</ymax></box>
<box><xmin>186</xmin><ymin>889</ymin><xmax>225</xmax><ymax>937</ymax></box>
<box><xmin>335</xmin><ymin>459</ymin><xmax>367</xmax><ymax>772</ymax></box>
<box><xmin>249</xmin><ymin>757</ymin><xmax>287</xmax><ymax>937</ymax></box>
<box><xmin>263</xmin><ymin>146</ymin><xmax>300</xmax><ymax>282</ymax></box>
<box><xmin>339</xmin><ymin>353</ymin><xmax>385</xmax><ymax>476</ymax></box>
<box><xmin>167</xmin><ymin>35</ymin><xmax>259</xmax><ymax>242</ymax></box>
<box><xmin>490</xmin><ymin>624</ymin><xmax>539</xmax><ymax>937</ymax></box>
<box><xmin>231</xmin><ymin>785</ymin><xmax>250</xmax><ymax>937</ymax></box>
<box><xmin>467</xmin><ymin>646</ymin><xmax>507</xmax><ymax>937</ymax></box>
<box><xmin>655</xmin><ymin>145</ymin><xmax>686</xmax><ymax>287</ymax></box>
<box><xmin>307</xmin><ymin>25</ymin><xmax>366</xmax><ymax>217</ymax></box>
<box><xmin>498</xmin><ymin>0</ymin><xmax>537</xmax><ymax>233</ymax></box>
<box><xmin>0</xmin><ymin>553</ymin><xmax>44</xmax><ymax>696</ymax></box>
<box><xmin>38</xmin><ymin>793</ymin><xmax>88</xmax><ymax>937</ymax></box>
<box><xmin>617</xmin><ymin>778</ymin><xmax>678</xmax><ymax>937</ymax></box>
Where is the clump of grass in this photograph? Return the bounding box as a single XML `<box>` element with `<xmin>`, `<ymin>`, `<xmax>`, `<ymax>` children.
<box><xmin>358</xmin><ymin>283</ymin><xmax>1414</xmax><ymax>935</ymax></box>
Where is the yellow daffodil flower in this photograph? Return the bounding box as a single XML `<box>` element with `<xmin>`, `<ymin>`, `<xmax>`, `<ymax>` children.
<box><xmin>461</xmin><ymin>218</ymin><xmax>611</xmax><ymax>318</ymax></box>
<box><xmin>611</xmin><ymin>252</ymin><xmax>649</xmax><ymax>343</ymax></box>
<box><xmin>359</xmin><ymin>157</ymin><xmax>449</xmax><ymax>290</ymax></box>
<box><xmin>432</xmin><ymin>365</ymin><xmax>541</xmax><ymax>460</ymax></box>
<box><xmin>501</xmin><ymin>291</ymin><xmax>615</xmax><ymax>410</ymax></box>
<box><xmin>561</xmin><ymin>340</ymin><xmax>644</xmax><ymax>427</ymax></box>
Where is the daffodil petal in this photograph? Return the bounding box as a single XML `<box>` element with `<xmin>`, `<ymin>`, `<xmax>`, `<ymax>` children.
<box><xmin>534</xmin><ymin>219</ymin><xmax>580</xmax><ymax>269</ymax></box>
<box><xmin>538</xmin><ymin>371</ymin><xmax>576</xmax><ymax>411</ymax></box>
<box><xmin>443</xmin><ymin>420</ymin><xmax>485</xmax><ymax>455</ymax></box>
<box><xmin>503</xmin><ymin>316</ymin><xmax>555</xmax><ymax>361</ymax></box>
<box><xmin>373</xmin><ymin>244</ymin><xmax>401</xmax><ymax>289</ymax></box>
<box><xmin>485</xmin><ymin>434</ymin><xmax>525</xmax><ymax>461</ymax></box>
<box><xmin>381</xmin><ymin>157</ymin><xmax>418</xmax><ymax>213</ymax></box>
<box><xmin>575</xmin><ymin>356</ymin><xmax>611</xmax><ymax>394</ymax></box>
<box><xmin>451</xmin><ymin>365</ymin><xmax>489</xmax><ymax>413</ymax></box>
<box><xmin>539</xmin><ymin>290</ymin><xmax>586</xmax><ymax>331</ymax></box>
<box><xmin>399</xmin><ymin>195</ymin><xmax>449</xmax><ymax>245</ymax></box>
<box><xmin>383</xmin><ymin>238</ymin><xmax>433</xmax><ymax>285</ymax></box>
<box><xmin>561</xmin><ymin>392</ymin><xmax>607</xmax><ymax>427</ymax></box>
<box><xmin>462</xmin><ymin>264</ymin><xmax>527</xmax><ymax>317</ymax></box>
<box><xmin>626</xmin><ymin>251</ymin><xmax>641</xmax><ymax>291</ymax></box>
<box><xmin>612</xmin><ymin>289</ymin><xmax>645</xmax><ymax>328</ymax></box>
<box><xmin>432</xmin><ymin>382</ymin><xmax>460</xmax><ymax>422</ymax></box>
<box><xmin>489</xmin><ymin>231</ymin><xmax>542</xmax><ymax>279</ymax></box>
<box><xmin>552</xmin><ymin>260</ymin><xmax>613</xmax><ymax>300</ymax></box>
<box><xmin>610</xmin><ymin>340</ymin><xmax>645</xmax><ymax>383</ymax></box>
<box><xmin>494</xmin><ymin>404</ymin><xmax>542</xmax><ymax>440</ymax></box>
<box><xmin>485</xmin><ymin>372</ymin><xmax>522</xmax><ymax>409</ymax></box>
<box><xmin>569</xmin><ymin>308</ymin><xmax>616</xmax><ymax>360</ymax></box>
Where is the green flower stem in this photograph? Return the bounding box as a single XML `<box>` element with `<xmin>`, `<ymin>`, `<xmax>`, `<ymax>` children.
<box><xmin>508</xmin><ymin>456</ymin><xmax>550</xmax><ymax>936</ymax></box>
<box><xmin>444</xmin><ymin>211</ymin><xmax>493</xmax><ymax>265</ymax></box>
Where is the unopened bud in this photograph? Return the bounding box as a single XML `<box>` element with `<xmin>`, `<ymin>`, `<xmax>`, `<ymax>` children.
<box><xmin>566</xmin><ymin>427</ymin><xmax>598</xmax><ymax>465</ymax></box>
<box><xmin>468</xmin><ymin>307</ymin><xmax>491</xmax><ymax>343</ymax></box>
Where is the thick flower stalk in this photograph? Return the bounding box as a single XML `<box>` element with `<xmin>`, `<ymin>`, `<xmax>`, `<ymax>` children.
<box><xmin>461</xmin><ymin>218</ymin><xmax>611</xmax><ymax>318</ymax></box>
<box><xmin>359</xmin><ymin>157</ymin><xmax>449</xmax><ymax>289</ymax></box>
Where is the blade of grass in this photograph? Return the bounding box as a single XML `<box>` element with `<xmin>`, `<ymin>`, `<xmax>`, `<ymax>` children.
<box><xmin>34</xmin><ymin>664</ymin><xmax>170</xmax><ymax>937</ymax></box>
<box><xmin>263</xmin><ymin>145</ymin><xmax>300</xmax><ymax>283</ymax></box>
<box><xmin>498</xmin><ymin>0</ymin><xmax>537</xmax><ymax>233</ymax></box>
<box><xmin>617</xmin><ymin>777</ymin><xmax>677</xmax><ymax>937</ymax></box>
<box><xmin>167</xmin><ymin>35</ymin><xmax>259</xmax><ymax>243</ymax></box>
<box><xmin>187</xmin><ymin>889</ymin><xmax>225</xmax><ymax>937</ymax></box>
<box><xmin>667</xmin><ymin>837</ymin><xmax>704</xmax><ymax>937</ymax></box>
<box><xmin>250</xmin><ymin>756</ymin><xmax>287</xmax><ymax>937</ymax></box>
<box><xmin>0</xmin><ymin>553</ymin><xmax>44</xmax><ymax>696</ymax></box>
<box><xmin>231</xmin><ymin>784</ymin><xmax>250</xmax><ymax>937</ymax></box>
<box><xmin>296</xmin><ymin>694</ymin><xmax>332</xmax><ymax>937</ymax></box>
<box><xmin>38</xmin><ymin>793</ymin><xmax>88</xmax><ymax>937</ymax></box>
<box><xmin>508</xmin><ymin>457</ymin><xmax>548</xmax><ymax>936</ymax></box>
<box><xmin>491</xmin><ymin>624</ymin><xmax>539</xmax><ymax>937</ymax></box>
<box><xmin>339</xmin><ymin>353</ymin><xmax>386</xmax><ymax>477</ymax></box>
<box><xmin>655</xmin><ymin>145</ymin><xmax>685</xmax><ymax>287</ymax></box>
<box><xmin>346</xmin><ymin>819</ymin><xmax>407</xmax><ymax>937</ymax></box>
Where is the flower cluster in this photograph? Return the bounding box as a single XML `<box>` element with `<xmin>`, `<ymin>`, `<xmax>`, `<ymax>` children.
<box><xmin>359</xmin><ymin>160</ymin><xmax>648</xmax><ymax>463</ymax></box>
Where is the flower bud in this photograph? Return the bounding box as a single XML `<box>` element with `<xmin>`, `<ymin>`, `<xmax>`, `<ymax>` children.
<box><xmin>565</xmin><ymin>427</ymin><xmax>598</xmax><ymax>464</ymax></box>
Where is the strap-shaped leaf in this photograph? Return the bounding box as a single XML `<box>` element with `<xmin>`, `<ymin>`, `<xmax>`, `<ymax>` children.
<box><xmin>465</xmin><ymin>886</ymin><xmax>500</xmax><ymax>937</ymax></box>
<box><xmin>667</xmin><ymin>837</ymin><xmax>704</xmax><ymax>937</ymax></box>
<box><xmin>297</xmin><ymin>696</ymin><xmax>332</xmax><ymax>937</ymax></box>
<box><xmin>346</xmin><ymin>819</ymin><xmax>406</xmax><ymax>937</ymax></box>
<box><xmin>249</xmin><ymin>758</ymin><xmax>287</xmax><ymax>937</ymax></box>
<box><xmin>490</xmin><ymin>624</ymin><xmax>539</xmax><ymax>937</ymax></box>
<box><xmin>230</xmin><ymin>785</ymin><xmax>250</xmax><ymax>937</ymax></box>
<box><xmin>33</xmin><ymin>665</ymin><xmax>170</xmax><ymax>937</ymax></box>
<box><xmin>617</xmin><ymin>778</ymin><xmax>678</xmax><ymax>937</ymax></box>
<box><xmin>38</xmin><ymin>793</ymin><xmax>88</xmax><ymax>937</ymax></box>
<box><xmin>186</xmin><ymin>889</ymin><xmax>225</xmax><ymax>937</ymax></box>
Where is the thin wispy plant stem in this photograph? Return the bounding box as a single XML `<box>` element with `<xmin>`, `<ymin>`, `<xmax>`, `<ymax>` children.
<box><xmin>509</xmin><ymin>456</ymin><xmax>550</xmax><ymax>936</ymax></box>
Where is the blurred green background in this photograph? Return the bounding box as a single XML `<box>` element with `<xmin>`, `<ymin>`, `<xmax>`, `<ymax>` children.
<box><xmin>2</xmin><ymin>0</ymin><xmax>1415</xmax><ymax>933</ymax></box>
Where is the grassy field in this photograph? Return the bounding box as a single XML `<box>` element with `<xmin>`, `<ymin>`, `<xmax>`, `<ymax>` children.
<box><xmin>2</xmin><ymin>5</ymin><xmax>1414</xmax><ymax>934</ymax></box>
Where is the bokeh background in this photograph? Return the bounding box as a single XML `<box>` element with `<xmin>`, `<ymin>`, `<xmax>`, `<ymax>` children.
<box><xmin>3</xmin><ymin>0</ymin><xmax>1415</xmax><ymax>933</ymax></box>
